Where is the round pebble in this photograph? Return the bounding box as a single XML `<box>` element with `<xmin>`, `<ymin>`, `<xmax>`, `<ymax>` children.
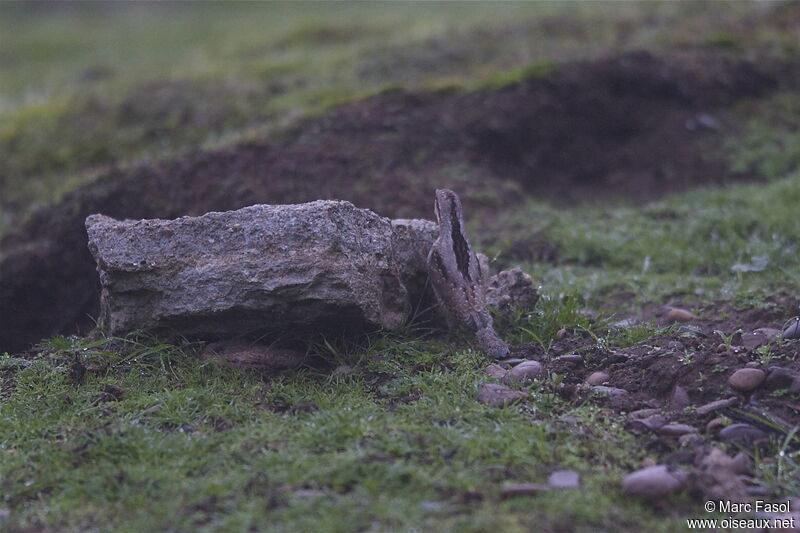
<box><xmin>695</xmin><ymin>397</ymin><xmax>737</xmax><ymax>416</ymax></box>
<box><xmin>659</xmin><ymin>423</ymin><xmax>697</xmax><ymax>437</ymax></box>
<box><xmin>666</xmin><ymin>307</ymin><xmax>696</xmax><ymax>323</ymax></box>
<box><xmin>585</xmin><ymin>371</ymin><xmax>609</xmax><ymax>386</ymax></box>
<box><xmin>718</xmin><ymin>423</ymin><xmax>767</xmax><ymax>445</ymax></box>
<box><xmin>485</xmin><ymin>364</ymin><xmax>508</xmax><ymax>379</ymax></box>
<box><xmin>716</xmin><ymin>343</ymin><xmax>729</xmax><ymax>353</ymax></box>
<box><xmin>506</xmin><ymin>361</ymin><xmax>545</xmax><ymax>383</ymax></box>
<box><xmin>727</xmin><ymin>368</ymin><xmax>766</xmax><ymax>392</ymax></box>
<box><xmin>621</xmin><ymin>465</ymin><xmax>686</xmax><ymax>498</ymax></box>
<box><xmin>556</xmin><ymin>328</ymin><xmax>568</xmax><ymax>339</ymax></box>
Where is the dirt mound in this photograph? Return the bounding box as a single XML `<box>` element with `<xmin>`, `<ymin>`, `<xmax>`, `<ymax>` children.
<box><xmin>0</xmin><ymin>50</ymin><xmax>790</xmax><ymax>352</ymax></box>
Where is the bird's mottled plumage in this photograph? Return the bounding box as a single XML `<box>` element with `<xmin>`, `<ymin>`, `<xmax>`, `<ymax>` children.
<box><xmin>427</xmin><ymin>189</ymin><xmax>509</xmax><ymax>358</ymax></box>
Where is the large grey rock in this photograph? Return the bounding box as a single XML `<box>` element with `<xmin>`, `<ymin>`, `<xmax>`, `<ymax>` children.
<box><xmin>87</xmin><ymin>201</ymin><xmax>539</xmax><ymax>339</ymax></box>
<box><xmin>87</xmin><ymin>201</ymin><xmax>413</xmax><ymax>337</ymax></box>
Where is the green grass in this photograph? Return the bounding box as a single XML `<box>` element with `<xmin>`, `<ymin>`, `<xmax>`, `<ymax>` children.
<box><xmin>4</xmin><ymin>2</ymin><xmax>800</xmax><ymax>531</ymax></box>
<box><xmin>2</xmin><ymin>322</ymin><xmax>686</xmax><ymax>533</ymax></box>
<box><xmin>480</xmin><ymin>170</ymin><xmax>800</xmax><ymax>312</ymax></box>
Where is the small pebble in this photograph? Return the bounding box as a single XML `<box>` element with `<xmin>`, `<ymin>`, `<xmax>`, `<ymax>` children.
<box><xmin>484</xmin><ymin>364</ymin><xmax>508</xmax><ymax>379</ymax></box>
<box><xmin>585</xmin><ymin>371</ymin><xmax>609</xmax><ymax>386</ymax></box>
<box><xmin>718</xmin><ymin>423</ymin><xmax>767</xmax><ymax>446</ymax></box>
<box><xmin>744</xmin><ymin>361</ymin><xmax>760</xmax><ymax>369</ymax></box>
<box><xmin>659</xmin><ymin>423</ymin><xmax>697</xmax><ymax>437</ymax></box>
<box><xmin>621</xmin><ymin>465</ymin><xmax>687</xmax><ymax>498</ymax></box>
<box><xmin>505</xmin><ymin>361</ymin><xmax>545</xmax><ymax>384</ymax></box>
<box><xmin>666</xmin><ymin>307</ymin><xmax>696</xmax><ymax>323</ymax></box>
<box><xmin>666</xmin><ymin>341</ymin><xmax>685</xmax><ymax>351</ymax></box>
<box><xmin>477</xmin><ymin>383</ymin><xmax>527</xmax><ymax>408</ymax></box>
<box><xmin>727</xmin><ymin>368</ymin><xmax>766</xmax><ymax>392</ymax></box>
<box><xmin>556</xmin><ymin>328</ymin><xmax>568</xmax><ymax>339</ymax></box>
<box><xmin>695</xmin><ymin>397</ymin><xmax>737</xmax><ymax>416</ymax></box>
<box><xmin>716</xmin><ymin>343</ymin><xmax>729</xmax><ymax>353</ymax></box>
<box><xmin>548</xmin><ymin>470</ymin><xmax>580</xmax><ymax>489</ymax></box>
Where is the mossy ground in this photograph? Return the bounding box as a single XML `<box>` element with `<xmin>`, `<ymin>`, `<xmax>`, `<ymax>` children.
<box><xmin>2</xmin><ymin>3</ymin><xmax>800</xmax><ymax>532</ymax></box>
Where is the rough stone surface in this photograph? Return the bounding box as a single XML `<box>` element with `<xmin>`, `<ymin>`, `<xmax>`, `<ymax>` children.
<box><xmin>88</xmin><ymin>202</ymin><xmax>538</xmax><ymax>340</ymax></box>
<box><xmin>727</xmin><ymin>368</ymin><xmax>766</xmax><ymax>392</ymax></box>
<box><xmin>390</xmin><ymin>218</ymin><xmax>438</xmax><ymax>306</ymax></box>
<box><xmin>621</xmin><ymin>465</ymin><xmax>686</xmax><ymax>498</ymax></box>
<box><xmin>87</xmin><ymin>201</ymin><xmax>414</xmax><ymax>337</ymax></box>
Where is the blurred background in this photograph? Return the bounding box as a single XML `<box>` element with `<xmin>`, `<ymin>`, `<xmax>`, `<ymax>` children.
<box><xmin>2</xmin><ymin>1</ymin><xmax>800</xmax><ymax>352</ymax></box>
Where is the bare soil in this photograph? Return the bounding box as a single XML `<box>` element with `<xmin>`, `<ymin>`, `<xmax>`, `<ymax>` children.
<box><xmin>514</xmin><ymin>297</ymin><xmax>800</xmax><ymax>441</ymax></box>
<box><xmin>0</xmin><ymin>49</ymin><xmax>795</xmax><ymax>352</ymax></box>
